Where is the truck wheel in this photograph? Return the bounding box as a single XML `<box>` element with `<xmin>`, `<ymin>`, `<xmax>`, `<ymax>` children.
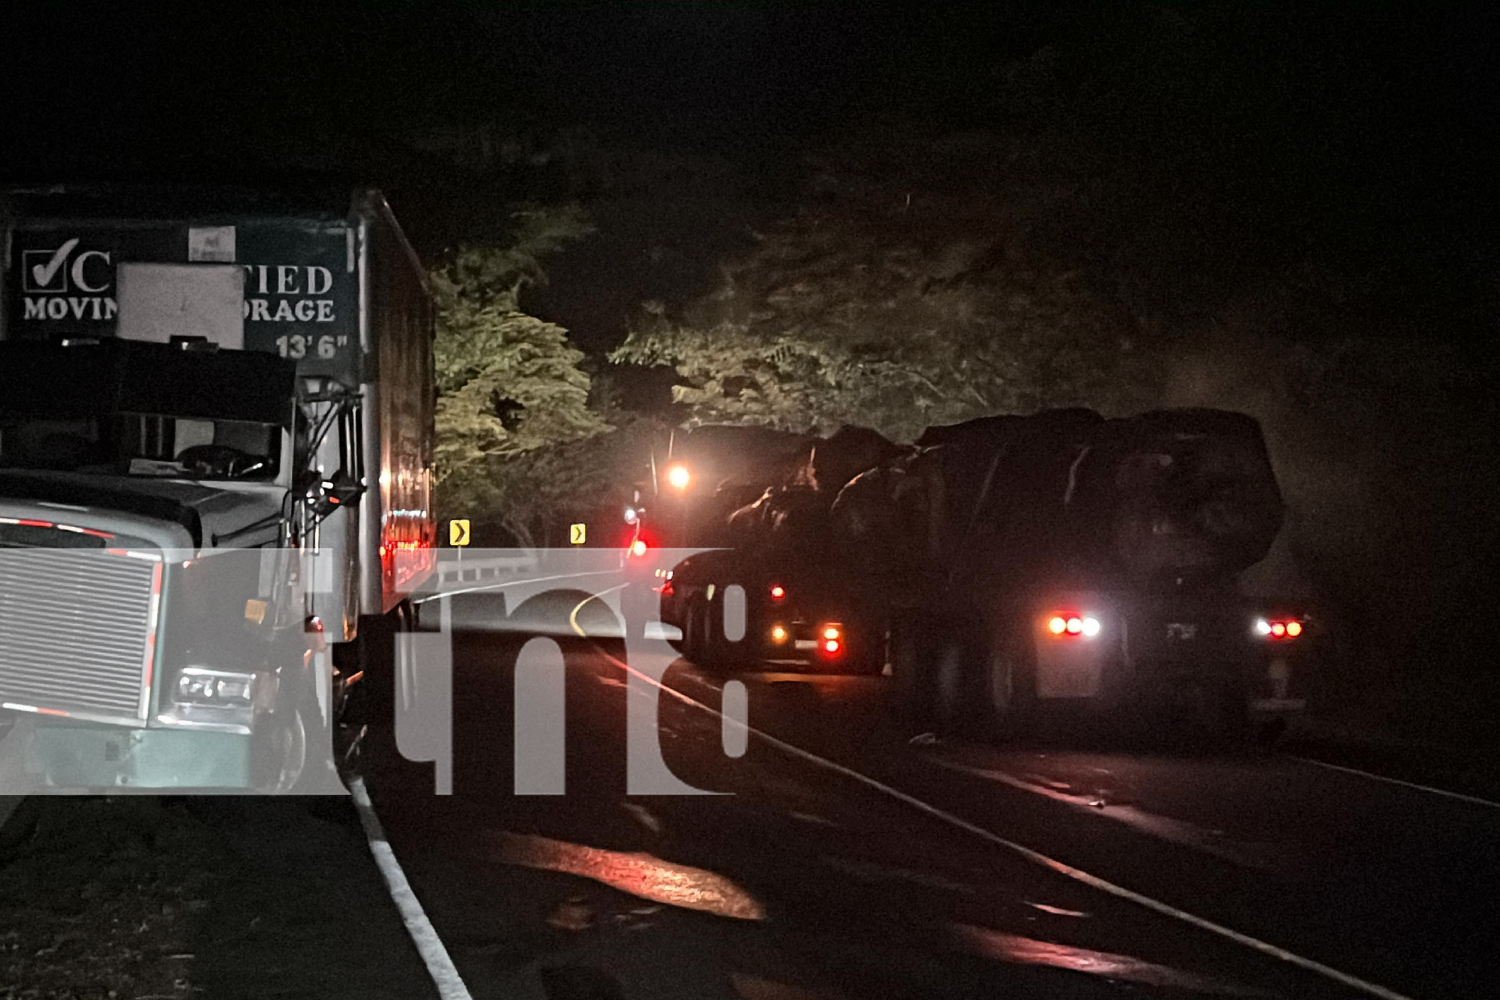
<box><xmin>332</xmin><ymin>603</ymin><xmax>413</xmax><ymax>732</ymax></box>
<box><xmin>684</xmin><ymin>599</ymin><xmax>705</xmax><ymax>665</ymax></box>
<box><xmin>263</xmin><ymin>695</ymin><xmax>309</xmax><ymax>792</ymax></box>
<box><xmin>984</xmin><ymin>625</ymin><xmax>1036</xmax><ymax>740</ymax></box>
<box><xmin>890</xmin><ymin>614</ymin><xmax>934</xmax><ymax>729</ymax></box>
<box><xmin>1211</xmin><ymin>677</ymin><xmax>1252</xmax><ymax>747</ymax></box>
<box><xmin>930</xmin><ymin>627</ymin><xmax>985</xmax><ymax>737</ymax></box>
<box><xmin>697</xmin><ymin>594</ymin><xmax>737</xmax><ymax>671</ymax></box>
<box><xmin>256</xmin><ymin>671</ymin><xmax>325</xmax><ymax>793</ymax></box>
<box><xmin>844</xmin><ymin>630</ymin><xmax>888</xmax><ymax>676</ymax></box>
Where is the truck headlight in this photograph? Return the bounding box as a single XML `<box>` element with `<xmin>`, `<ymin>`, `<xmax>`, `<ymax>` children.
<box><xmin>175</xmin><ymin>668</ymin><xmax>257</xmax><ymax>707</ymax></box>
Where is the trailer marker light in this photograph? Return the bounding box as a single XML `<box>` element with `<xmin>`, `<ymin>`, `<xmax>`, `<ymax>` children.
<box><xmin>769</xmin><ymin>584</ymin><xmax>785</xmax><ymax>600</ymax></box>
<box><xmin>1048</xmin><ymin>616</ymin><xmax>1068</xmax><ymax>635</ymax></box>
<box><xmin>1255</xmin><ymin>617</ymin><xmax>1303</xmax><ymax>640</ymax></box>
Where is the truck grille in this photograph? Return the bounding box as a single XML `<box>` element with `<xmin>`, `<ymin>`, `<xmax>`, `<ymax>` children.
<box><xmin>0</xmin><ymin>549</ymin><xmax>160</xmax><ymax>724</ymax></box>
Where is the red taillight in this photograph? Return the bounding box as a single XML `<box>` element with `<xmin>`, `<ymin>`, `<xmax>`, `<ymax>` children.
<box><xmin>1257</xmin><ymin>618</ymin><xmax>1302</xmax><ymax>640</ymax></box>
<box><xmin>823</xmin><ymin>639</ymin><xmax>840</xmax><ymax>654</ymax></box>
<box><xmin>1047</xmin><ymin>613</ymin><xmax>1100</xmax><ymax>639</ymax></box>
<box><xmin>769</xmin><ymin>584</ymin><xmax>785</xmax><ymax>600</ymax></box>
<box><xmin>630</xmin><ymin>539</ymin><xmax>648</xmax><ymax>557</ymax></box>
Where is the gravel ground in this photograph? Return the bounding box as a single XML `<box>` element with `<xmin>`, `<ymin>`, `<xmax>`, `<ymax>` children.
<box><xmin>0</xmin><ymin>796</ymin><xmax>437</xmax><ymax>1000</ymax></box>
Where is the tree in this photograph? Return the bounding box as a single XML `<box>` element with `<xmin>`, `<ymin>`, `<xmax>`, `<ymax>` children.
<box><xmin>610</xmin><ymin>172</ymin><xmax>1157</xmax><ymax>442</ymax></box>
<box><xmin>432</xmin><ymin>205</ymin><xmax>609</xmax><ymax>526</ymax></box>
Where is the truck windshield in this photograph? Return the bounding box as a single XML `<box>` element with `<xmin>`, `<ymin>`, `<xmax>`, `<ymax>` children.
<box><xmin>0</xmin><ymin>410</ymin><xmax>281</xmax><ymax>481</ymax></box>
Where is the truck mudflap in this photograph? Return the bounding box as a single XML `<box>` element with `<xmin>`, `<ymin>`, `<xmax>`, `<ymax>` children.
<box><xmin>1032</xmin><ymin>611</ymin><xmax>1107</xmax><ymax>699</ymax></box>
<box><xmin>1247</xmin><ymin>652</ymin><xmax>1306</xmax><ymax>717</ymax></box>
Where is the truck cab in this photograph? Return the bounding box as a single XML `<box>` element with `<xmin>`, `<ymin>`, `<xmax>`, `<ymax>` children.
<box><xmin>0</xmin><ymin>186</ymin><xmax>435</xmax><ymax>790</ymax></box>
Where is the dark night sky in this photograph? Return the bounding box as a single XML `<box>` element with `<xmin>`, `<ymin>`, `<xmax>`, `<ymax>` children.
<box><xmin>2</xmin><ymin>2</ymin><xmax>1496</xmax><ymax>350</ymax></box>
<box><xmin>4</xmin><ymin>3</ymin><xmax>1492</xmax><ymax>171</ymax></box>
<box><xmin>0</xmin><ymin>4</ymin><xmax>1059</xmax><ymax>165</ymax></box>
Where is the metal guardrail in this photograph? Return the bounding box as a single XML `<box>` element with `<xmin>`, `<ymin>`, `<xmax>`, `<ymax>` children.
<box><xmin>431</xmin><ymin>553</ymin><xmax>539</xmax><ymax>587</ymax></box>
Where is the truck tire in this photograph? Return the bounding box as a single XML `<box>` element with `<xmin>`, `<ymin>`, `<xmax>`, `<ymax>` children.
<box><xmin>332</xmin><ymin>603</ymin><xmax>412</xmax><ymax>732</ymax></box>
<box><xmin>255</xmin><ymin>668</ymin><xmax>339</xmax><ymax>794</ymax></box>
<box><xmin>845</xmin><ymin>645</ymin><xmax>887</xmax><ymax>676</ymax></box>
<box><xmin>696</xmin><ymin>593</ymin><xmax>738</xmax><ymax>671</ymax></box>
<box><xmin>1211</xmin><ymin>675</ymin><xmax>1252</xmax><ymax>747</ymax></box>
<box><xmin>683</xmin><ymin>598</ymin><xmax>706</xmax><ymax>665</ymax></box>
<box><xmin>840</xmin><ymin>624</ymin><xmax>888</xmax><ymax>676</ymax></box>
<box><xmin>983</xmin><ymin>623</ymin><xmax>1037</xmax><ymax>740</ymax></box>
<box><xmin>929</xmin><ymin>621</ymin><xmax>987</xmax><ymax>737</ymax></box>
<box><xmin>890</xmin><ymin>613</ymin><xmax>935</xmax><ymax>730</ymax></box>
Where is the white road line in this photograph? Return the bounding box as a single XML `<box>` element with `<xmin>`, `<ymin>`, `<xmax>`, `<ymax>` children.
<box><xmin>415</xmin><ymin>568</ymin><xmax>620</xmax><ymax>604</ymax></box>
<box><xmin>1288</xmin><ymin>755</ymin><xmax>1500</xmax><ymax>810</ymax></box>
<box><xmin>348</xmin><ymin>777</ymin><xmax>474</xmax><ymax>1000</ymax></box>
<box><xmin>574</xmin><ymin>610</ymin><xmax>1417</xmax><ymax>1000</ymax></box>
<box><xmin>928</xmin><ymin>757</ymin><xmax>1289</xmax><ymax>875</ymax></box>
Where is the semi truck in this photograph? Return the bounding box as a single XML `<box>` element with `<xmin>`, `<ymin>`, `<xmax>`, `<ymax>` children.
<box><xmin>654</xmin><ymin>424</ymin><xmax>897</xmax><ymax>672</ymax></box>
<box><xmin>0</xmin><ymin>185</ymin><xmax>435</xmax><ymax>790</ymax></box>
<box><xmin>657</xmin><ymin>409</ymin><xmax>1309</xmax><ymax>736</ymax></box>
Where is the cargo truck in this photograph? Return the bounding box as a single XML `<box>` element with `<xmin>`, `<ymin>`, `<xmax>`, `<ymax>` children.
<box><xmin>657</xmin><ymin>409</ymin><xmax>1308</xmax><ymax>736</ymax></box>
<box><xmin>0</xmin><ymin>185</ymin><xmax>435</xmax><ymax>789</ymax></box>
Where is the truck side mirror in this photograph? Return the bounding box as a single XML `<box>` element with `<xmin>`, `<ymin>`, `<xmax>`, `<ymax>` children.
<box><xmin>299</xmin><ymin>469</ymin><xmax>365</xmax><ymax>518</ymax></box>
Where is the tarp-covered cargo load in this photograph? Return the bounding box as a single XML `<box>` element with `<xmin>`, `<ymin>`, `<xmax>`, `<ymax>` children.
<box><xmin>855</xmin><ymin>407</ymin><xmax>1283</xmax><ymax>588</ymax></box>
<box><xmin>1080</xmin><ymin>409</ymin><xmax>1283</xmax><ymax>583</ymax></box>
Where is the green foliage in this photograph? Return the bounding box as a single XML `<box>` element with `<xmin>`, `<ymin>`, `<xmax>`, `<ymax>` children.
<box><xmin>431</xmin><ymin>206</ymin><xmax>607</xmax><ymax>522</ymax></box>
<box><xmin>459</xmin><ymin>418</ymin><xmax>660</xmax><ymax>549</ymax></box>
<box><xmin>611</xmin><ymin>183</ymin><xmax>1157</xmax><ymax>441</ymax></box>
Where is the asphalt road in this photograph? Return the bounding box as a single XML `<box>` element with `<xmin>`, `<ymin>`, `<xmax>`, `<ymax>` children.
<box><xmin>360</xmin><ymin>593</ymin><xmax>1500</xmax><ymax>1000</ymax></box>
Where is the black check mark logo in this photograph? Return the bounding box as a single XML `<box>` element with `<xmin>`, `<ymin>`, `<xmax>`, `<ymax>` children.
<box><xmin>28</xmin><ymin>239</ymin><xmax>80</xmax><ymax>291</ymax></box>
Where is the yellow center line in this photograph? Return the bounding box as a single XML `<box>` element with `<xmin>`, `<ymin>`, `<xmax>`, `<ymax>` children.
<box><xmin>569</xmin><ymin>583</ymin><xmax>629</xmax><ymax>637</ymax></box>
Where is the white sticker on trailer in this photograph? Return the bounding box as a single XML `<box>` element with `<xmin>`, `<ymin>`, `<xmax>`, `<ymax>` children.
<box><xmin>115</xmin><ymin>262</ymin><xmax>244</xmax><ymax>349</ymax></box>
<box><xmin>188</xmin><ymin>226</ymin><xmax>236</xmax><ymax>263</ymax></box>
